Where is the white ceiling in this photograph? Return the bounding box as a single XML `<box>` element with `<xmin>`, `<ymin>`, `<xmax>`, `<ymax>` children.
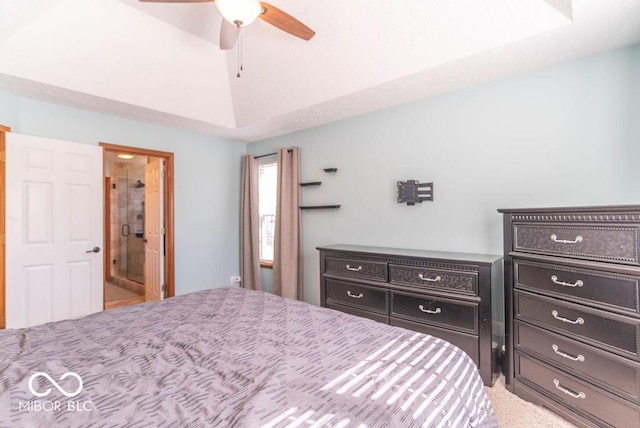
<box><xmin>0</xmin><ymin>0</ymin><xmax>639</xmax><ymax>143</ymax></box>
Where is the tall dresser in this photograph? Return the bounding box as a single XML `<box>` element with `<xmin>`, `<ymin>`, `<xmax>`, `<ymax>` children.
<box><xmin>499</xmin><ymin>205</ymin><xmax>640</xmax><ymax>427</ymax></box>
<box><xmin>317</xmin><ymin>244</ymin><xmax>503</xmax><ymax>386</ymax></box>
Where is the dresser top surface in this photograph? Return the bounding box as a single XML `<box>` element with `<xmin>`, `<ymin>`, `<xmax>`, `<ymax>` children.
<box><xmin>316</xmin><ymin>244</ymin><xmax>502</xmax><ymax>265</ymax></box>
<box><xmin>498</xmin><ymin>204</ymin><xmax>640</xmax><ymax>214</ymax></box>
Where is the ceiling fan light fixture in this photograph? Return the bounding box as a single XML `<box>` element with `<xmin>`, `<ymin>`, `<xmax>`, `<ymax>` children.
<box><xmin>215</xmin><ymin>0</ymin><xmax>262</xmax><ymax>27</ymax></box>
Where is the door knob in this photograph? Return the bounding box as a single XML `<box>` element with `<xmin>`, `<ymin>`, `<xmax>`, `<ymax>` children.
<box><xmin>86</xmin><ymin>246</ymin><xmax>101</xmax><ymax>253</ymax></box>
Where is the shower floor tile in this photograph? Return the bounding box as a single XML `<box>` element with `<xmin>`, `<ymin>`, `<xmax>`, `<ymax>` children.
<box><xmin>105</xmin><ymin>282</ymin><xmax>144</xmax><ymax>309</ymax></box>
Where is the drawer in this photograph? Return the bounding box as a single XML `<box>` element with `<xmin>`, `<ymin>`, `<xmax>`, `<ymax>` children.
<box><xmin>515</xmin><ymin>290</ymin><xmax>640</xmax><ymax>360</ymax></box>
<box><xmin>514</xmin><ymin>259</ymin><xmax>640</xmax><ymax>316</ymax></box>
<box><xmin>325</xmin><ymin>257</ymin><xmax>388</xmax><ymax>282</ymax></box>
<box><xmin>513</xmin><ymin>223</ymin><xmax>640</xmax><ymax>265</ymax></box>
<box><xmin>391</xmin><ymin>317</ymin><xmax>479</xmax><ymax>366</ymax></box>
<box><xmin>515</xmin><ymin>321</ymin><xmax>640</xmax><ymax>402</ymax></box>
<box><xmin>326</xmin><ymin>302</ymin><xmax>389</xmax><ymax>324</ymax></box>
<box><xmin>391</xmin><ymin>291</ymin><xmax>478</xmax><ymax>334</ymax></box>
<box><xmin>389</xmin><ymin>264</ymin><xmax>478</xmax><ymax>296</ymax></box>
<box><xmin>326</xmin><ymin>279</ymin><xmax>388</xmax><ymax>314</ymax></box>
<box><xmin>515</xmin><ymin>352</ymin><xmax>640</xmax><ymax>427</ymax></box>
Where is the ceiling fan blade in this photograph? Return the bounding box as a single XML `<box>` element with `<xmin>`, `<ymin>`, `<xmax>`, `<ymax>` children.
<box><xmin>259</xmin><ymin>2</ymin><xmax>315</xmax><ymax>41</ymax></box>
<box><xmin>220</xmin><ymin>19</ymin><xmax>240</xmax><ymax>50</ymax></box>
<box><xmin>138</xmin><ymin>1</ymin><xmax>212</xmax><ymax>3</ymax></box>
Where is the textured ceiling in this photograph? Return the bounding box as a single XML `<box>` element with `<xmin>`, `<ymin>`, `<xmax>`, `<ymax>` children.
<box><xmin>0</xmin><ymin>0</ymin><xmax>639</xmax><ymax>143</ymax></box>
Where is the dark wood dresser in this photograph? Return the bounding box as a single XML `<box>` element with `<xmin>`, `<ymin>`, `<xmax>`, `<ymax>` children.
<box><xmin>499</xmin><ymin>205</ymin><xmax>640</xmax><ymax>427</ymax></box>
<box><xmin>317</xmin><ymin>244</ymin><xmax>503</xmax><ymax>386</ymax></box>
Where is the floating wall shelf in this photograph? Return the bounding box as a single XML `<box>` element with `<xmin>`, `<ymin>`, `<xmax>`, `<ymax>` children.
<box><xmin>299</xmin><ymin>205</ymin><xmax>341</xmax><ymax>210</ymax></box>
<box><xmin>300</xmin><ymin>168</ymin><xmax>339</xmax><ymax>210</ymax></box>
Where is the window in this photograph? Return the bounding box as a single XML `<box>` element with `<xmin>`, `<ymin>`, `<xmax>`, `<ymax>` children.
<box><xmin>258</xmin><ymin>156</ymin><xmax>277</xmax><ymax>265</ymax></box>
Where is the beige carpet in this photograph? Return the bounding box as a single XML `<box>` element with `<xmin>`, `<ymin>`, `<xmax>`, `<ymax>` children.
<box><xmin>485</xmin><ymin>375</ymin><xmax>577</xmax><ymax>427</ymax></box>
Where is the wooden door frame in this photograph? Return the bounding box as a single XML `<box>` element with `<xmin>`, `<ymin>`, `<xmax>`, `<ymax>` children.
<box><xmin>0</xmin><ymin>125</ymin><xmax>10</xmax><ymax>328</ymax></box>
<box><xmin>100</xmin><ymin>142</ymin><xmax>175</xmax><ymax>301</ymax></box>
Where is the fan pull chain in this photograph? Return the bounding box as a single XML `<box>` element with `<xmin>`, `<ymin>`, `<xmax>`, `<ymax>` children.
<box><xmin>237</xmin><ymin>31</ymin><xmax>243</xmax><ymax>78</ymax></box>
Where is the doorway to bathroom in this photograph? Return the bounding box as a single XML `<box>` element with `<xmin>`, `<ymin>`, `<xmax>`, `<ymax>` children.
<box><xmin>100</xmin><ymin>143</ymin><xmax>175</xmax><ymax>310</ymax></box>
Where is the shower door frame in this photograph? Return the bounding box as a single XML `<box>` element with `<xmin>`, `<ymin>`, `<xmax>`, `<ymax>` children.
<box><xmin>100</xmin><ymin>142</ymin><xmax>175</xmax><ymax>303</ymax></box>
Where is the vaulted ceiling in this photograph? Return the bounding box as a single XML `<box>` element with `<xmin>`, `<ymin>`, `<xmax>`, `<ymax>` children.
<box><xmin>1</xmin><ymin>0</ymin><xmax>639</xmax><ymax>142</ymax></box>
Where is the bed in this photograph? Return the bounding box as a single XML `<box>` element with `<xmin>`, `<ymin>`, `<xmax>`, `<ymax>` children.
<box><xmin>0</xmin><ymin>287</ymin><xmax>497</xmax><ymax>427</ymax></box>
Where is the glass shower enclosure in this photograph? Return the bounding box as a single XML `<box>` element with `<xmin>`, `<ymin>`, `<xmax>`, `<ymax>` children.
<box><xmin>110</xmin><ymin>163</ymin><xmax>146</xmax><ymax>285</ymax></box>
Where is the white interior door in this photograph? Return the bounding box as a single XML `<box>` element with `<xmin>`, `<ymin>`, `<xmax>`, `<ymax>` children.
<box><xmin>144</xmin><ymin>158</ymin><xmax>164</xmax><ymax>301</ymax></box>
<box><xmin>6</xmin><ymin>133</ymin><xmax>103</xmax><ymax>328</ymax></box>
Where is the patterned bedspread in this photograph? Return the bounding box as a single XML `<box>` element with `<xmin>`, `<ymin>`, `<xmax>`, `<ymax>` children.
<box><xmin>0</xmin><ymin>287</ymin><xmax>497</xmax><ymax>427</ymax></box>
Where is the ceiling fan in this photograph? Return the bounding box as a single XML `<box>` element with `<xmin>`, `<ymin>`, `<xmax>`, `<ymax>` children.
<box><xmin>139</xmin><ymin>0</ymin><xmax>315</xmax><ymax>49</ymax></box>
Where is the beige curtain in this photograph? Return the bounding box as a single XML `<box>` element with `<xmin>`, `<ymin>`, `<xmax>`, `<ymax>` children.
<box><xmin>273</xmin><ymin>147</ymin><xmax>303</xmax><ymax>300</ymax></box>
<box><xmin>240</xmin><ymin>155</ymin><xmax>262</xmax><ymax>291</ymax></box>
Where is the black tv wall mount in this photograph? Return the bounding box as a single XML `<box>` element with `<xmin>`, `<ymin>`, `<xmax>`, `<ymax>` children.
<box><xmin>396</xmin><ymin>180</ymin><xmax>434</xmax><ymax>205</ymax></box>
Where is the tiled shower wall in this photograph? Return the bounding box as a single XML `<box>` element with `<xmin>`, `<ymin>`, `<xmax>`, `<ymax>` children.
<box><xmin>110</xmin><ymin>161</ymin><xmax>145</xmax><ymax>284</ymax></box>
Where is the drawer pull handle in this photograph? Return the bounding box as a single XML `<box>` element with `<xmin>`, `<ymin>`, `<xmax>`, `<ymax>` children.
<box><xmin>551</xmin><ymin>310</ymin><xmax>584</xmax><ymax>325</ymax></box>
<box><xmin>418</xmin><ymin>274</ymin><xmax>442</xmax><ymax>282</ymax></box>
<box><xmin>552</xmin><ymin>344</ymin><xmax>585</xmax><ymax>362</ymax></box>
<box><xmin>418</xmin><ymin>305</ymin><xmax>441</xmax><ymax>314</ymax></box>
<box><xmin>346</xmin><ymin>291</ymin><xmax>363</xmax><ymax>299</ymax></box>
<box><xmin>553</xmin><ymin>379</ymin><xmax>586</xmax><ymax>400</ymax></box>
<box><xmin>550</xmin><ymin>234</ymin><xmax>583</xmax><ymax>244</ymax></box>
<box><xmin>345</xmin><ymin>265</ymin><xmax>363</xmax><ymax>272</ymax></box>
<box><xmin>551</xmin><ymin>275</ymin><xmax>584</xmax><ymax>288</ymax></box>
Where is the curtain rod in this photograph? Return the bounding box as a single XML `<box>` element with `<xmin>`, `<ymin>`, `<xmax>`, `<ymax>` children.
<box><xmin>254</xmin><ymin>149</ymin><xmax>292</xmax><ymax>159</ymax></box>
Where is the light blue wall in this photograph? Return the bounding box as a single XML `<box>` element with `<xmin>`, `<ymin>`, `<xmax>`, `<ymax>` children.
<box><xmin>249</xmin><ymin>45</ymin><xmax>640</xmax><ymax>306</ymax></box>
<box><xmin>2</xmin><ymin>45</ymin><xmax>638</xmax><ymax>305</ymax></box>
<box><xmin>0</xmin><ymin>92</ymin><xmax>246</xmax><ymax>295</ymax></box>
<box><xmin>631</xmin><ymin>45</ymin><xmax>640</xmax><ymax>185</ymax></box>
<box><xmin>0</xmin><ymin>91</ymin><xmax>19</xmax><ymax>127</ymax></box>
